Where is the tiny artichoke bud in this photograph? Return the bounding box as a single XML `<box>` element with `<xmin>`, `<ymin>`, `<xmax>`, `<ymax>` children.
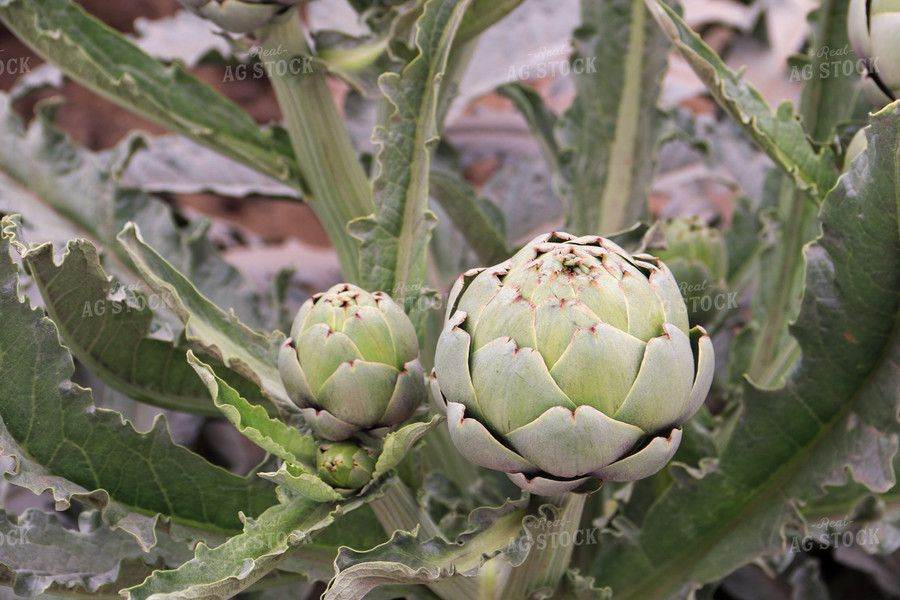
<box><xmin>650</xmin><ymin>217</ymin><xmax>729</xmax><ymax>327</ymax></box>
<box><xmin>177</xmin><ymin>0</ymin><xmax>306</xmax><ymax>33</ymax></box>
<box><xmin>431</xmin><ymin>232</ymin><xmax>714</xmax><ymax>496</ymax></box>
<box><xmin>279</xmin><ymin>283</ymin><xmax>425</xmax><ymax>441</ymax></box>
<box><xmin>316</xmin><ymin>442</ymin><xmax>376</xmax><ymax>490</ymax></box>
<box><xmin>844</xmin><ymin>127</ymin><xmax>869</xmax><ymax>171</ymax></box>
<box><xmin>848</xmin><ymin>0</ymin><xmax>900</xmax><ymax>105</ymax></box>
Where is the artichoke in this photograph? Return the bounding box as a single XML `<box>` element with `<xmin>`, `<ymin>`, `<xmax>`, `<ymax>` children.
<box><xmin>848</xmin><ymin>0</ymin><xmax>900</xmax><ymax>105</ymax></box>
<box><xmin>279</xmin><ymin>283</ymin><xmax>425</xmax><ymax>441</ymax></box>
<box><xmin>431</xmin><ymin>232</ymin><xmax>714</xmax><ymax>496</ymax></box>
<box><xmin>316</xmin><ymin>442</ymin><xmax>376</xmax><ymax>490</ymax></box>
<box><xmin>844</xmin><ymin>127</ymin><xmax>869</xmax><ymax>171</ymax></box>
<box><xmin>650</xmin><ymin>217</ymin><xmax>729</xmax><ymax>327</ymax></box>
<box><xmin>178</xmin><ymin>0</ymin><xmax>305</xmax><ymax>33</ymax></box>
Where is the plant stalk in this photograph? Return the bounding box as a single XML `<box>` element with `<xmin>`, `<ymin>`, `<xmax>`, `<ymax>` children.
<box><xmin>417</xmin><ymin>419</ymin><xmax>481</xmax><ymax>494</ymax></box>
<box><xmin>596</xmin><ymin>0</ymin><xmax>647</xmax><ymax>235</ymax></box>
<box><xmin>502</xmin><ymin>492</ymin><xmax>588</xmax><ymax>599</ymax></box>
<box><xmin>370</xmin><ymin>480</ymin><xmax>479</xmax><ymax>600</ymax></box>
<box><xmin>260</xmin><ymin>10</ymin><xmax>374</xmax><ymax>285</ymax></box>
<box><xmin>370</xmin><ymin>478</ymin><xmax>443</xmax><ymax>540</ymax></box>
<box><xmin>746</xmin><ymin>178</ymin><xmax>817</xmax><ymax>386</ymax></box>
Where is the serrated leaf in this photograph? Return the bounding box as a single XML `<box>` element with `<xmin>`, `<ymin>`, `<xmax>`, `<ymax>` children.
<box><xmin>350</xmin><ymin>0</ymin><xmax>472</xmax><ymax>312</ymax></box>
<box><xmin>646</xmin><ymin>0</ymin><xmax>840</xmax><ymax>201</ymax></box>
<box><xmin>0</xmin><ymin>509</ymin><xmax>191</xmax><ymax>598</ymax></box>
<box><xmin>324</xmin><ymin>496</ymin><xmax>529</xmax><ymax>600</ymax></box>
<box><xmin>0</xmin><ymin>0</ymin><xmax>300</xmax><ymax>189</ymax></box>
<box><xmin>372</xmin><ymin>415</ymin><xmax>443</xmax><ymax>481</ymax></box>
<box><xmin>114</xmin><ymin>135</ymin><xmax>301</xmax><ymax>200</ymax></box>
<box><xmin>0</xmin><ymin>92</ymin><xmax>274</xmax><ymax>331</ymax></box>
<box><xmin>188</xmin><ymin>353</ymin><xmax>440</xmax><ymax>504</ymax></box>
<box><xmin>260</xmin><ymin>417</ymin><xmax>443</xmax><ymax>502</ymax></box>
<box><xmin>0</xmin><ymin>222</ymin><xmax>277</xmax><ymax>546</ymax></box>
<box><xmin>589</xmin><ymin>102</ymin><xmax>900</xmax><ymax>600</ymax></box>
<box><xmin>745</xmin><ymin>0</ymin><xmax>859</xmax><ymax>388</ymax></box>
<box><xmin>559</xmin><ymin>571</ymin><xmax>612</xmax><ymax>600</ymax></box>
<box><xmin>116</xmin><ymin>223</ymin><xmax>295</xmax><ymax>417</ymax></box>
<box><xmin>5</xmin><ymin>222</ymin><xmax>269</xmax><ymax>418</ymax></box>
<box><xmin>0</xmin><ymin>405</ymin><xmax>214</xmax><ymax>553</ymax></box>
<box><xmin>275</xmin><ymin>505</ymin><xmax>389</xmax><ymax>584</ymax></box>
<box><xmin>189</xmin><ymin>353</ymin><xmax>317</xmax><ymax>468</ymax></box>
<box><xmin>555</xmin><ymin>0</ymin><xmax>671</xmax><ymax>235</ymax></box>
<box><xmin>259</xmin><ymin>462</ymin><xmax>344</xmax><ymax>503</ymax></box>
<box><xmin>125</xmin><ymin>495</ymin><xmax>367</xmax><ymax>600</ymax></box>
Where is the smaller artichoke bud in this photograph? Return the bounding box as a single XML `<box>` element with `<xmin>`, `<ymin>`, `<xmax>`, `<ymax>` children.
<box><xmin>178</xmin><ymin>0</ymin><xmax>306</xmax><ymax>33</ymax></box>
<box><xmin>844</xmin><ymin>127</ymin><xmax>869</xmax><ymax>171</ymax></box>
<box><xmin>279</xmin><ymin>283</ymin><xmax>425</xmax><ymax>441</ymax></box>
<box><xmin>848</xmin><ymin>0</ymin><xmax>900</xmax><ymax>105</ymax></box>
<box><xmin>650</xmin><ymin>218</ymin><xmax>728</xmax><ymax>326</ymax></box>
<box><xmin>316</xmin><ymin>442</ymin><xmax>376</xmax><ymax>490</ymax></box>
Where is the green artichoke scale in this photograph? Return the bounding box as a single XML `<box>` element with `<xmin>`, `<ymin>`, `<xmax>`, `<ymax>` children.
<box><xmin>849</xmin><ymin>0</ymin><xmax>900</xmax><ymax>104</ymax></box>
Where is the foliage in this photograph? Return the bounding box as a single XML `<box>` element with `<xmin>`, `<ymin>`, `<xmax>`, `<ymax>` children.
<box><xmin>0</xmin><ymin>0</ymin><xmax>898</xmax><ymax>599</ymax></box>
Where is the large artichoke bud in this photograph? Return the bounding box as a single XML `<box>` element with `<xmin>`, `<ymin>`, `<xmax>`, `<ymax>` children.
<box><xmin>650</xmin><ymin>217</ymin><xmax>728</xmax><ymax>327</ymax></box>
<box><xmin>848</xmin><ymin>0</ymin><xmax>900</xmax><ymax>105</ymax></box>
<box><xmin>431</xmin><ymin>232</ymin><xmax>714</xmax><ymax>496</ymax></box>
<box><xmin>279</xmin><ymin>283</ymin><xmax>425</xmax><ymax>441</ymax></box>
<box><xmin>178</xmin><ymin>0</ymin><xmax>305</xmax><ymax>33</ymax></box>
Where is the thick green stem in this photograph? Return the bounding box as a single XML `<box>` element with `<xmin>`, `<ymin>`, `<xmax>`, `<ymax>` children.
<box><xmin>370</xmin><ymin>480</ymin><xmax>478</xmax><ymax>600</ymax></box>
<box><xmin>370</xmin><ymin>478</ymin><xmax>443</xmax><ymax>539</ymax></box>
<box><xmin>747</xmin><ymin>179</ymin><xmax>817</xmax><ymax>386</ymax></box>
<box><xmin>756</xmin><ymin>337</ymin><xmax>802</xmax><ymax>389</ymax></box>
<box><xmin>502</xmin><ymin>492</ymin><xmax>588</xmax><ymax>599</ymax></box>
<box><xmin>417</xmin><ymin>422</ymin><xmax>481</xmax><ymax>493</ymax></box>
<box><xmin>260</xmin><ymin>10</ymin><xmax>373</xmax><ymax>284</ymax></box>
<box><xmin>596</xmin><ymin>0</ymin><xmax>646</xmax><ymax>235</ymax></box>
<box><xmin>746</xmin><ymin>0</ymin><xmax>856</xmax><ymax>385</ymax></box>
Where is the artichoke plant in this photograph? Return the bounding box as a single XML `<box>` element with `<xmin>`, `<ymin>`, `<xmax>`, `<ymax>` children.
<box><xmin>848</xmin><ymin>0</ymin><xmax>900</xmax><ymax>104</ymax></box>
<box><xmin>650</xmin><ymin>217</ymin><xmax>729</xmax><ymax>326</ymax></box>
<box><xmin>431</xmin><ymin>232</ymin><xmax>714</xmax><ymax>495</ymax></box>
<box><xmin>178</xmin><ymin>0</ymin><xmax>306</xmax><ymax>33</ymax></box>
<box><xmin>279</xmin><ymin>283</ymin><xmax>425</xmax><ymax>441</ymax></box>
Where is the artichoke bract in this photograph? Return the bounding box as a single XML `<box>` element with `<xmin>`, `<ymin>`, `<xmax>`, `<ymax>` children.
<box><xmin>178</xmin><ymin>0</ymin><xmax>305</xmax><ymax>33</ymax></box>
<box><xmin>279</xmin><ymin>283</ymin><xmax>425</xmax><ymax>441</ymax></box>
<box><xmin>431</xmin><ymin>232</ymin><xmax>714</xmax><ymax>496</ymax></box>
<box><xmin>651</xmin><ymin>217</ymin><xmax>728</xmax><ymax>326</ymax></box>
<box><xmin>848</xmin><ymin>0</ymin><xmax>900</xmax><ymax>105</ymax></box>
